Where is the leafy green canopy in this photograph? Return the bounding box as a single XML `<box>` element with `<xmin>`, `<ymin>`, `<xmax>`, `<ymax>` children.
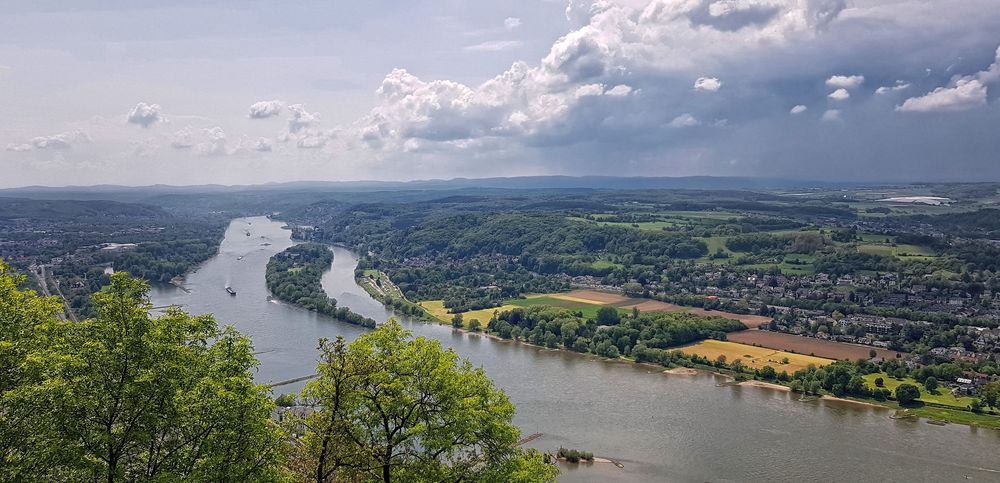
<box><xmin>0</xmin><ymin>262</ymin><xmax>285</xmax><ymax>481</ymax></box>
<box><xmin>291</xmin><ymin>320</ymin><xmax>557</xmax><ymax>482</ymax></box>
<box><xmin>266</xmin><ymin>243</ymin><xmax>376</xmax><ymax>328</ymax></box>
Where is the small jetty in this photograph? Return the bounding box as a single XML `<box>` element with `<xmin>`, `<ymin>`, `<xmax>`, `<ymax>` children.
<box><xmin>515</xmin><ymin>433</ymin><xmax>543</xmax><ymax>447</ymax></box>
<box><xmin>150</xmin><ymin>304</ymin><xmax>185</xmax><ymax>310</ymax></box>
<box><xmin>267</xmin><ymin>373</ymin><xmax>318</xmax><ymax>388</ymax></box>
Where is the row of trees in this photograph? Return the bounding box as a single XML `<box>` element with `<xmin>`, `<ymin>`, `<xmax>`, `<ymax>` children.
<box><xmin>0</xmin><ymin>261</ymin><xmax>557</xmax><ymax>481</ymax></box>
<box><xmin>482</xmin><ymin>306</ymin><xmax>746</xmax><ymax>359</ymax></box>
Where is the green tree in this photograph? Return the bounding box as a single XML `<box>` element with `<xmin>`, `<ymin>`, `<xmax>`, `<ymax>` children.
<box><xmin>759</xmin><ymin>366</ymin><xmax>777</xmax><ymax>380</ymax></box>
<box><xmin>1</xmin><ymin>269</ymin><xmax>285</xmax><ymax>482</ymax></box>
<box><xmin>0</xmin><ymin>261</ymin><xmax>67</xmax><ymax>475</ymax></box>
<box><xmin>595</xmin><ymin>306</ymin><xmax>620</xmax><ymax>325</ymax></box>
<box><xmin>895</xmin><ymin>383</ymin><xmax>921</xmax><ymax>405</ymax></box>
<box><xmin>979</xmin><ymin>382</ymin><xmax>1000</xmax><ymax>408</ymax></box>
<box><xmin>622</xmin><ymin>283</ymin><xmax>643</xmax><ymax>297</ymax></box>
<box><xmin>924</xmin><ymin>376</ymin><xmax>938</xmax><ymax>393</ymax></box>
<box><xmin>275</xmin><ymin>393</ymin><xmax>298</xmax><ymax>407</ymax></box>
<box><xmin>468</xmin><ymin>318</ymin><xmax>482</xmax><ymax>332</ymax></box>
<box><xmin>451</xmin><ymin>312</ymin><xmax>464</xmax><ymax>328</ymax></box>
<box><xmin>297</xmin><ymin>321</ymin><xmax>557</xmax><ymax>482</ymax></box>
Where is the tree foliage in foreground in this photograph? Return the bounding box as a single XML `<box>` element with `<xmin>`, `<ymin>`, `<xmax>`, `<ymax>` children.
<box><xmin>289</xmin><ymin>320</ymin><xmax>557</xmax><ymax>482</ymax></box>
<box><xmin>0</xmin><ymin>262</ymin><xmax>285</xmax><ymax>481</ymax></box>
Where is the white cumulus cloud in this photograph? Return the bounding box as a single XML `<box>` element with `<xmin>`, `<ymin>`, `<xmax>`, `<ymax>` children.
<box><xmin>694</xmin><ymin>77</ymin><xmax>722</xmax><ymax>92</ymax></box>
<box><xmin>828</xmin><ymin>88</ymin><xmax>850</xmax><ymax>101</ymax></box>
<box><xmin>169</xmin><ymin>126</ymin><xmax>239</xmax><ymax>155</ymax></box>
<box><xmin>286</xmin><ymin>104</ymin><xmax>320</xmax><ymax>134</ymax></box>
<box><xmin>669</xmin><ymin>113</ymin><xmax>699</xmax><ymax>128</ymax></box>
<box><xmin>898</xmin><ymin>45</ymin><xmax>999</xmax><ymax>112</ymax></box>
<box><xmin>605</xmin><ymin>84</ymin><xmax>633</xmax><ymax>96</ymax></box>
<box><xmin>825</xmin><ymin>75</ymin><xmax>864</xmax><ymax>89</ymax></box>
<box><xmin>248</xmin><ymin>100</ymin><xmax>284</xmax><ymax>119</ymax></box>
<box><xmin>876</xmin><ymin>81</ymin><xmax>911</xmax><ymax>94</ymax></box>
<box><xmin>126</xmin><ymin>102</ymin><xmax>163</xmax><ymax>128</ymax></box>
<box><xmin>504</xmin><ymin>17</ymin><xmax>522</xmax><ymax>30</ymax></box>
<box><xmin>822</xmin><ymin>109</ymin><xmax>841</xmax><ymax>121</ymax></box>
<box><xmin>252</xmin><ymin>137</ymin><xmax>273</xmax><ymax>152</ymax></box>
<box><xmin>5</xmin><ymin>129</ymin><xmax>89</xmax><ymax>152</ymax></box>
<box><xmin>897</xmin><ymin>78</ymin><xmax>987</xmax><ymax>112</ymax></box>
<box><xmin>790</xmin><ymin>105</ymin><xmax>808</xmax><ymax>114</ymax></box>
<box><xmin>170</xmin><ymin>126</ymin><xmax>196</xmax><ymax>148</ymax></box>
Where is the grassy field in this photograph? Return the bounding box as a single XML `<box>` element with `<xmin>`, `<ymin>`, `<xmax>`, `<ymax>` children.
<box><xmin>906</xmin><ymin>407</ymin><xmax>1000</xmax><ymax>429</ymax></box>
<box><xmin>418</xmin><ymin>300</ymin><xmax>520</xmax><ymax>327</ymax></box>
<box><xmin>674</xmin><ymin>339</ymin><xmax>833</xmax><ymax>373</ymax></box>
<box><xmin>358</xmin><ymin>269</ymin><xmax>406</xmax><ymax>300</ymax></box>
<box><xmin>654</xmin><ymin>210</ymin><xmax>741</xmax><ymax>220</ymax></box>
<box><xmin>699</xmin><ymin>236</ymin><xmax>735</xmax><ymax>256</ymax></box>
<box><xmin>507</xmin><ymin>295</ymin><xmax>630</xmax><ymax>319</ymax></box>
<box><xmin>569</xmin><ymin>211</ymin><xmax>742</xmax><ymax>233</ymax></box>
<box><xmin>857</xmin><ymin>242</ymin><xmax>937</xmax><ymax>259</ymax></box>
<box><xmin>857</xmin><ymin>233</ymin><xmax>895</xmax><ymax>243</ymax></box>
<box><xmin>590</xmin><ymin>259</ymin><xmax>624</xmax><ymax>270</ymax></box>
<box><xmin>862</xmin><ymin>373</ymin><xmax>976</xmax><ymax>408</ymax></box>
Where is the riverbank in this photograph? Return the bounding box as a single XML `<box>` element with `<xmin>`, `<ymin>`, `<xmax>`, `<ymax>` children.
<box><xmin>663</xmin><ymin>367</ymin><xmax>699</xmax><ymax>376</ymax></box>
<box><xmin>404</xmin><ymin>306</ymin><xmax>1000</xmax><ymax>431</ymax></box>
<box><xmin>354</xmin><ymin>268</ymin><xmax>436</xmax><ymax>322</ymax></box>
<box><xmin>742</xmin><ymin>380</ymin><xmax>791</xmax><ymax>392</ymax></box>
<box><xmin>150</xmin><ymin>216</ymin><xmax>1000</xmax><ymax>482</ymax></box>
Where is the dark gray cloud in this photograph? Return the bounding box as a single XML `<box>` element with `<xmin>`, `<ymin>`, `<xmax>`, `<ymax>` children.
<box><xmin>350</xmin><ymin>0</ymin><xmax>1000</xmax><ymax>181</ymax></box>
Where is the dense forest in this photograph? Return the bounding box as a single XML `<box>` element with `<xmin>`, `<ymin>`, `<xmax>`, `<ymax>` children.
<box><xmin>265</xmin><ymin>243</ymin><xmax>377</xmax><ymax>328</ymax></box>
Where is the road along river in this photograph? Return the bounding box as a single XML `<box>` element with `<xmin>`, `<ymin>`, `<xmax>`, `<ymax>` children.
<box><xmin>152</xmin><ymin>216</ymin><xmax>1000</xmax><ymax>482</ymax></box>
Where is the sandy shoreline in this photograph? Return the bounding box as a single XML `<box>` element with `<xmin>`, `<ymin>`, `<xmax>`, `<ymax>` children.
<box><xmin>663</xmin><ymin>367</ymin><xmax>700</xmax><ymax>376</ymax></box>
<box><xmin>739</xmin><ymin>380</ymin><xmax>791</xmax><ymax>391</ymax></box>
<box><xmin>820</xmin><ymin>395</ymin><xmax>888</xmax><ymax>408</ymax></box>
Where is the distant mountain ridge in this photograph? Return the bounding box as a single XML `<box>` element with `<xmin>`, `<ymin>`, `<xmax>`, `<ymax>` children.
<box><xmin>0</xmin><ymin>175</ymin><xmax>876</xmax><ymax>200</ymax></box>
<box><xmin>0</xmin><ymin>197</ymin><xmax>169</xmax><ymax>221</ymax></box>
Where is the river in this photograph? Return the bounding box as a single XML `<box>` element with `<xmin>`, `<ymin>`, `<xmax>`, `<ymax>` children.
<box><xmin>151</xmin><ymin>216</ymin><xmax>1000</xmax><ymax>482</ymax></box>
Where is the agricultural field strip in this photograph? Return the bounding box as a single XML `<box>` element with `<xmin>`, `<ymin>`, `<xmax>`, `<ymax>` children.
<box><xmin>675</xmin><ymin>340</ymin><xmax>833</xmax><ymax>373</ymax></box>
<box><xmin>727</xmin><ymin>330</ymin><xmax>901</xmax><ymax>360</ymax></box>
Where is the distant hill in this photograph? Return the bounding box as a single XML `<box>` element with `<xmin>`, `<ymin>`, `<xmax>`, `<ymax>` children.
<box><xmin>0</xmin><ymin>197</ymin><xmax>169</xmax><ymax>221</ymax></box>
<box><xmin>0</xmin><ymin>175</ymin><xmax>866</xmax><ymax>201</ymax></box>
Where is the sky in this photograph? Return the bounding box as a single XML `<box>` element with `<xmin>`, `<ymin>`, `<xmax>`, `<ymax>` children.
<box><xmin>2</xmin><ymin>0</ymin><xmax>1000</xmax><ymax>187</ymax></box>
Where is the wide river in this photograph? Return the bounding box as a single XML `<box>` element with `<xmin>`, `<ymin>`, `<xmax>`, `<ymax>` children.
<box><xmin>152</xmin><ymin>217</ymin><xmax>1000</xmax><ymax>482</ymax></box>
